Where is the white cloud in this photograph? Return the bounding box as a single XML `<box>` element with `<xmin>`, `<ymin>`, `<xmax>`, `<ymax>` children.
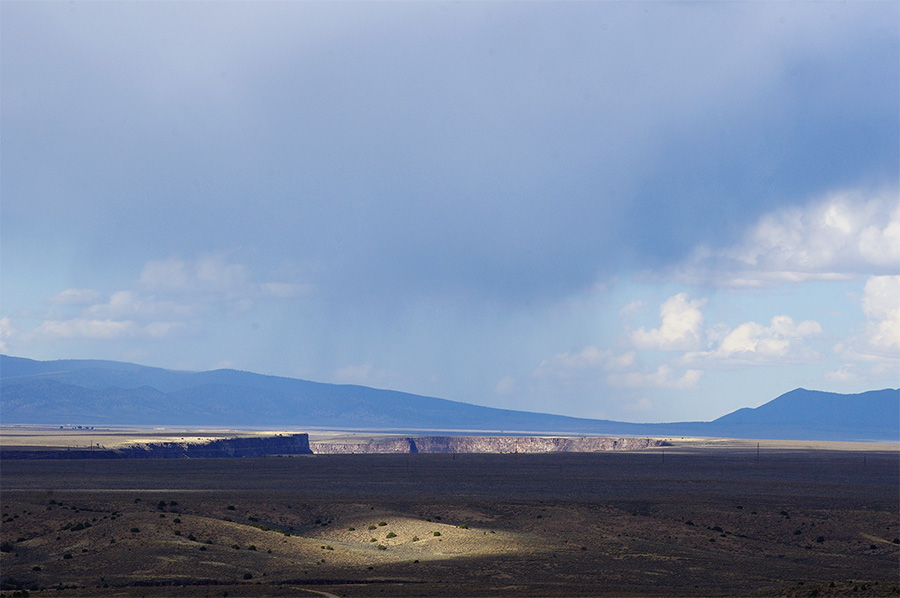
<box><xmin>533</xmin><ymin>346</ymin><xmax>636</xmax><ymax>379</ymax></box>
<box><xmin>676</xmin><ymin>188</ymin><xmax>900</xmax><ymax>286</ymax></box>
<box><xmin>631</xmin><ymin>293</ymin><xmax>706</xmax><ymax>351</ymax></box>
<box><xmin>832</xmin><ymin>275</ymin><xmax>900</xmax><ymax>376</ymax></box>
<box><xmin>608</xmin><ymin>365</ymin><xmax>703</xmax><ymax>390</ymax></box>
<box><xmin>494</xmin><ymin>375</ymin><xmax>517</xmax><ymax>395</ymax></box>
<box><xmin>681</xmin><ymin>315</ymin><xmax>822</xmax><ymax>366</ymax></box>
<box><xmin>138</xmin><ymin>254</ymin><xmax>250</xmax><ymax>295</ymax></box>
<box><xmin>0</xmin><ymin>317</ymin><xmax>14</xmax><ymax>352</ymax></box>
<box><xmin>332</xmin><ymin>363</ymin><xmax>384</xmax><ymax>386</ymax></box>
<box><xmin>47</xmin><ymin>288</ymin><xmax>102</xmax><ymax>306</ymax></box>
<box><xmin>258</xmin><ymin>282</ymin><xmax>313</xmax><ymax>299</ymax></box>
<box><xmin>860</xmin><ymin>275</ymin><xmax>900</xmax><ymax>352</ymax></box>
<box><xmin>84</xmin><ymin>290</ymin><xmax>194</xmax><ymax>320</ymax></box>
<box><xmin>27</xmin><ymin>318</ymin><xmax>187</xmax><ymax>341</ymax></box>
<box><xmin>31</xmin><ymin>318</ymin><xmax>138</xmax><ymax>340</ymax></box>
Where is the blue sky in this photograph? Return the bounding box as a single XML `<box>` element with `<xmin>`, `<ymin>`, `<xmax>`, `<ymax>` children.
<box><xmin>1</xmin><ymin>1</ymin><xmax>897</xmax><ymax>423</ymax></box>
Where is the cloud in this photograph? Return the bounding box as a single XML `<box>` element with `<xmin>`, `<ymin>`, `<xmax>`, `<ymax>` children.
<box><xmin>27</xmin><ymin>318</ymin><xmax>187</xmax><ymax>341</ymax></box>
<box><xmin>860</xmin><ymin>275</ymin><xmax>900</xmax><ymax>352</ymax></box>
<box><xmin>331</xmin><ymin>363</ymin><xmax>395</xmax><ymax>387</ymax></box>
<box><xmin>47</xmin><ymin>288</ymin><xmax>102</xmax><ymax>306</ymax></box>
<box><xmin>84</xmin><ymin>290</ymin><xmax>195</xmax><ymax>320</ymax></box>
<box><xmin>675</xmin><ymin>189</ymin><xmax>900</xmax><ymax>287</ymax></box>
<box><xmin>533</xmin><ymin>346</ymin><xmax>636</xmax><ymax>379</ymax></box>
<box><xmin>607</xmin><ymin>365</ymin><xmax>703</xmax><ymax>390</ymax></box>
<box><xmin>494</xmin><ymin>375</ymin><xmax>517</xmax><ymax>395</ymax></box>
<box><xmin>681</xmin><ymin>315</ymin><xmax>822</xmax><ymax>367</ymax></box>
<box><xmin>832</xmin><ymin>275</ymin><xmax>900</xmax><ymax>374</ymax></box>
<box><xmin>0</xmin><ymin>317</ymin><xmax>14</xmax><ymax>352</ymax></box>
<box><xmin>533</xmin><ymin>344</ymin><xmax>698</xmax><ymax>391</ymax></box>
<box><xmin>30</xmin><ymin>318</ymin><xmax>138</xmax><ymax>340</ymax></box>
<box><xmin>138</xmin><ymin>255</ymin><xmax>250</xmax><ymax>295</ymax></box>
<box><xmin>631</xmin><ymin>293</ymin><xmax>707</xmax><ymax>351</ymax></box>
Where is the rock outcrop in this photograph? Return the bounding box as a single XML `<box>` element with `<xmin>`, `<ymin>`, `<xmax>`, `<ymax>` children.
<box><xmin>0</xmin><ymin>433</ymin><xmax>312</xmax><ymax>459</ymax></box>
<box><xmin>309</xmin><ymin>436</ymin><xmax>665</xmax><ymax>454</ymax></box>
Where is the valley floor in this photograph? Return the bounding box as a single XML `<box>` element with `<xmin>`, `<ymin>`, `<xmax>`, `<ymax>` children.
<box><xmin>1</xmin><ymin>446</ymin><xmax>898</xmax><ymax>597</ymax></box>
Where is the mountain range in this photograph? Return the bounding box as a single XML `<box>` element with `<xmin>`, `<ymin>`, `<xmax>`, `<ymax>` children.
<box><xmin>1</xmin><ymin>355</ymin><xmax>897</xmax><ymax>442</ymax></box>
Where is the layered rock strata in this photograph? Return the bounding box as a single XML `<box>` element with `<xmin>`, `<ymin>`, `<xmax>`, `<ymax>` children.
<box><xmin>309</xmin><ymin>436</ymin><xmax>665</xmax><ymax>454</ymax></box>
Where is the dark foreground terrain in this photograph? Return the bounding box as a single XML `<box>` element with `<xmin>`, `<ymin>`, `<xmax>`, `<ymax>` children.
<box><xmin>1</xmin><ymin>445</ymin><xmax>898</xmax><ymax>597</ymax></box>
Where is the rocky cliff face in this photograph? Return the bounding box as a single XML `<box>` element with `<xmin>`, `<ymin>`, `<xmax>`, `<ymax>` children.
<box><xmin>309</xmin><ymin>436</ymin><xmax>665</xmax><ymax>454</ymax></box>
<box><xmin>0</xmin><ymin>433</ymin><xmax>312</xmax><ymax>459</ymax></box>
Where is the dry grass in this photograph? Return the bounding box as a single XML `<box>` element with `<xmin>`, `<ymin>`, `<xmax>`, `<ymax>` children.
<box><xmin>1</xmin><ymin>441</ymin><xmax>898</xmax><ymax>596</ymax></box>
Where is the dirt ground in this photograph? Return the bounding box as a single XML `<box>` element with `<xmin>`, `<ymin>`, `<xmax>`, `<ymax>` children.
<box><xmin>1</xmin><ymin>441</ymin><xmax>898</xmax><ymax>597</ymax></box>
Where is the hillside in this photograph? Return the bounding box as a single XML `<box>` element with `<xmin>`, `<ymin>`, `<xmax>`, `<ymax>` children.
<box><xmin>1</xmin><ymin>356</ymin><xmax>897</xmax><ymax>441</ymax></box>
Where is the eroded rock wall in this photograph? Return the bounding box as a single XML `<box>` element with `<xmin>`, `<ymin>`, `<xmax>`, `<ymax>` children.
<box><xmin>0</xmin><ymin>433</ymin><xmax>312</xmax><ymax>459</ymax></box>
<box><xmin>309</xmin><ymin>436</ymin><xmax>665</xmax><ymax>454</ymax></box>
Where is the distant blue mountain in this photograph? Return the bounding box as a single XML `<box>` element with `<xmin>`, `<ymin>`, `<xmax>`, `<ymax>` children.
<box><xmin>1</xmin><ymin>355</ymin><xmax>897</xmax><ymax>441</ymax></box>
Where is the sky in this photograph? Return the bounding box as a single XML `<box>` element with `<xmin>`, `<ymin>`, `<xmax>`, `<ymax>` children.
<box><xmin>1</xmin><ymin>1</ymin><xmax>898</xmax><ymax>423</ymax></box>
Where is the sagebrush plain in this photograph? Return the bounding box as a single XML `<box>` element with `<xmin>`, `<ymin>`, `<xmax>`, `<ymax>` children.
<box><xmin>1</xmin><ymin>433</ymin><xmax>898</xmax><ymax>597</ymax></box>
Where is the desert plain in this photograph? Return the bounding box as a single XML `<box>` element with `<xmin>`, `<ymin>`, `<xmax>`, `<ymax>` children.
<box><xmin>0</xmin><ymin>429</ymin><xmax>898</xmax><ymax>597</ymax></box>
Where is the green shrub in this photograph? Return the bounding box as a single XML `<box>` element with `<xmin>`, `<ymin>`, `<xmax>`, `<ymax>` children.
<box><xmin>348</xmin><ymin>527</ymin><xmax>356</xmax><ymax>531</ymax></box>
<box><xmin>248</xmin><ymin>545</ymin><xmax>257</xmax><ymax>551</ymax></box>
<box><xmin>459</xmin><ymin>524</ymin><xmax>468</xmax><ymax>529</ymax></box>
<box><xmin>433</xmin><ymin>531</ymin><xmax>441</xmax><ymax>537</ymax></box>
<box><xmin>378</xmin><ymin>521</ymin><xmax>387</xmax><ymax>526</ymax></box>
<box><xmin>386</xmin><ymin>532</ymin><xmax>397</xmax><ymax>539</ymax></box>
<box><xmin>368</xmin><ymin>525</ymin><xmax>377</xmax><ymax>530</ymax></box>
<box><xmin>232</xmin><ymin>544</ymin><xmax>240</xmax><ymax>549</ymax></box>
<box><xmin>0</xmin><ymin>542</ymin><xmax>13</xmax><ymax>552</ymax></box>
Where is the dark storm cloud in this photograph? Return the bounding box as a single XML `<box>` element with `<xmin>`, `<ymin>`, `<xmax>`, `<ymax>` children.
<box><xmin>2</xmin><ymin>1</ymin><xmax>896</xmax><ymax>308</ymax></box>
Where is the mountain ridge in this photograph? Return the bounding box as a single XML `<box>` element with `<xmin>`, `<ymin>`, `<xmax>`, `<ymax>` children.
<box><xmin>1</xmin><ymin>355</ymin><xmax>897</xmax><ymax>442</ymax></box>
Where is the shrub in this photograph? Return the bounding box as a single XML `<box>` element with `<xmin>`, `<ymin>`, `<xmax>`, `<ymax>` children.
<box><xmin>227</xmin><ymin>505</ymin><xmax>236</xmax><ymax>511</ymax></box>
<box><xmin>459</xmin><ymin>524</ymin><xmax>468</xmax><ymax>529</ymax></box>
<box><xmin>433</xmin><ymin>531</ymin><xmax>441</xmax><ymax>537</ymax></box>
<box><xmin>0</xmin><ymin>542</ymin><xmax>13</xmax><ymax>553</ymax></box>
<box><xmin>412</xmin><ymin>536</ymin><xmax>419</xmax><ymax>542</ymax></box>
<box><xmin>187</xmin><ymin>534</ymin><xmax>196</xmax><ymax>541</ymax></box>
<box><xmin>243</xmin><ymin>573</ymin><xmax>252</xmax><ymax>580</ymax></box>
<box><xmin>378</xmin><ymin>521</ymin><xmax>387</xmax><ymax>526</ymax></box>
<box><xmin>174</xmin><ymin>530</ymin><xmax>181</xmax><ymax>536</ymax></box>
<box><xmin>348</xmin><ymin>527</ymin><xmax>356</xmax><ymax>531</ymax></box>
<box><xmin>248</xmin><ymin>545</ymin><xmax>257</xmax><ymax>551</ymax></box>
<box><xmin>368</xmin><ymin>525</ymin><xmax>377</xmax><ymax>531</ymax></box>
<box><xmin>377</xmin><ymin>544</ymin><xmax>387</xmax><ymax>550</ymax></box>
<box><xmin>386</xmin><ymin>532</ymin><xmax>397</xmax><ymax>538</ymax></box>
<box><xmin>63</xmin><ymin>553</ymin><xmax>73</xmax><ymax>559</ymax></box>
<box><xmin>130</xmin><ymin>527</ymin><xmax>140</xmax><ymax>533</ymax></box>
<box><xmin>232</xmin><ymin>544</ymin><xmax>240</xmax><ymax>549</ymax></box>
<box><xmin>173</xmin><ymin>518</ymin><xmax>181</xmax><ymax>524</ymax></box>
<box><xmin>816</xmin><ymin>536</ymin><xmax>825</xmax><ymax>543</ymax></box>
